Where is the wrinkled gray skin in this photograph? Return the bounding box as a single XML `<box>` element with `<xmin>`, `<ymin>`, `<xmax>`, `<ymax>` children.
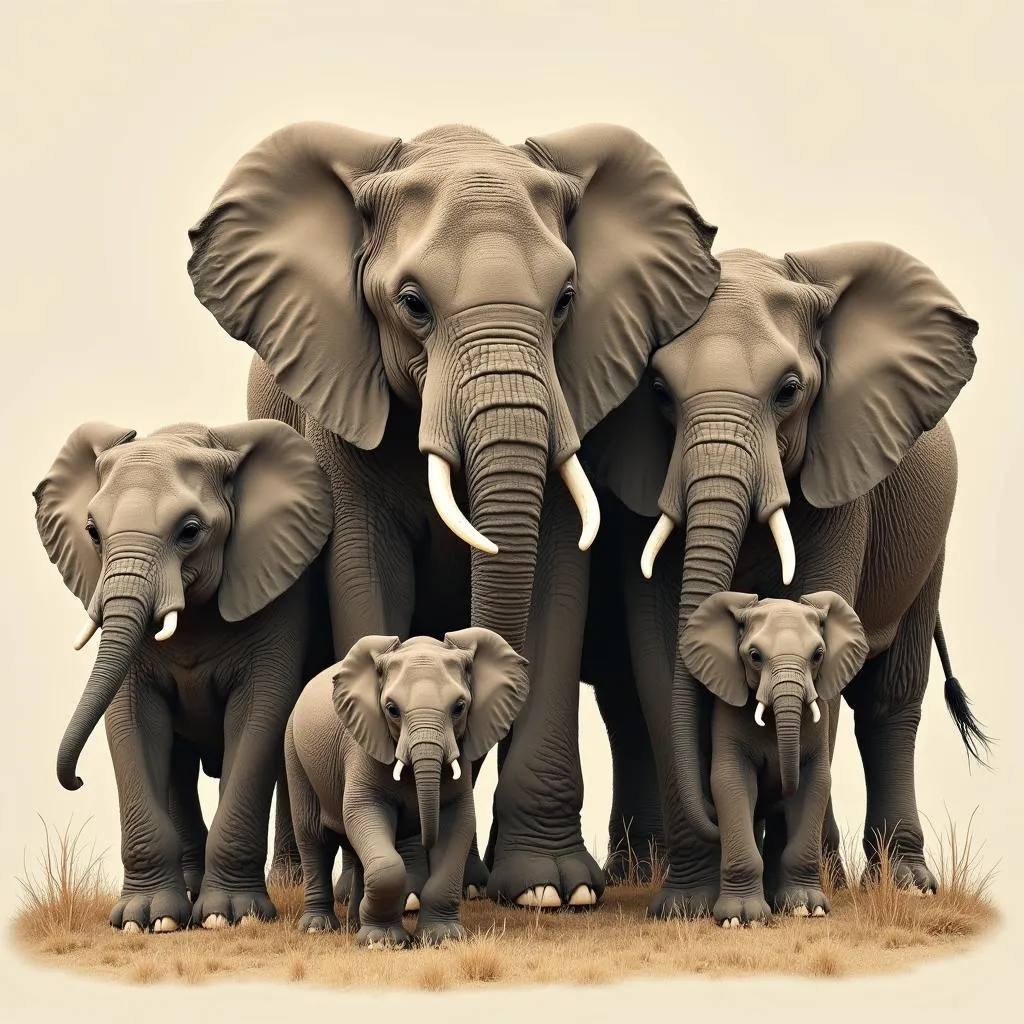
<box><xmin>33</xmin><ymin>420</ymin><xmax>332</xmax><ymax>932</ymax></box>
<box><xmin>681</xmin><ymin>592</ymin><xmax>869</xmax><ymax>925</ymax></box>
<box><xmin>186</xmin><ymin>120</ymin><xmax>720</xmax><ymax>909</ymax></box>
<box><xmin>588</xmin><ymin>241</ymin><xmax>988</xmax><ymax>911</ymax></box>
<box><xmin>286</xmin><ymin>630</ymin><xmax>528</xmax><ymax>948</ymax></box>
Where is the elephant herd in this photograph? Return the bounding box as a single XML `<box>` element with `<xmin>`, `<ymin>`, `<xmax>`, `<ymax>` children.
<box><xmin>32</xmin><ymin>120</ymin><xmax>991</xmax><ymax>945</ymax></box>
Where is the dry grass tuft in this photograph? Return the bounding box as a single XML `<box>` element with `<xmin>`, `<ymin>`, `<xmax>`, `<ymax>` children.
<box><xmin>9</xmin><ymin>814</ymin><xmax>1000</xmax><ymax>990</ymax></box>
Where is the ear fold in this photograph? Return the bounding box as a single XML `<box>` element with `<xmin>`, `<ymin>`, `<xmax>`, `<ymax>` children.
<box><xmin>209</xmin><ymin>419</ymin><xmax>333</xmax><ymax>622</ymax></box>
<box><xmin>443</xmin><ymin>627</ymin><xmax>529</xmax><ymax>763</ymax></box>
<box><xmin>520</xmin><ymin>124</ymin><xmax>720</xmax><ymax>440</ymax></box>
<box><xmin>680</xmin><ymin>592</ymin><xmax>760</xmax><ymax>707</ymax></box>
<box><xmin>799</xmin><ymin>591</ymin><xmax>870</xmax><ymax>700</ymax></box>
<box><xmin>187</xmin><ymin>122</ymin><xmax>403</xmax><ymax>450</ymax></box>
<box><xmin>32</xmin><ymin>422</ymin><xmax>137</xmax><ymax>609</ymax></box>
<box><xmin>785</xmin><ymin>242</ymin><xmax>978</xmax><ymax>508</ymax></box>
<box><xmin>331</xmin><ymin>635</ymin><xmax>402</xmax><ymax>764</ymax></box>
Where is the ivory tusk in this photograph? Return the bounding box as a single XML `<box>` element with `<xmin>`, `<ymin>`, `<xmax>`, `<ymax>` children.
<box><xmin>810</xmin><ymin>700</ymin><xmax>821</xmax><ymax>724</ymax></box>
<box><xmin>640</xmin><ymin>514</ymin><xmax>675</xmax><ymax>580</ymax></box>
<box><xmin>754</xmin><ymin>701</ymin><xmax>766</xmax><ymax>727</ymax></box>
<box><xmin>426</xmin><ymin>454</ymin><xmax>499</xmax><ymax>555</ymax></box>
<box><xmin>393</xmin><ymin>759</ymin><xmax>405</xmax><ymax>782</ymax></box>
<box><xmin>154</xmin><ymin>611</ymin><xmax>178</xmax><ymax>642</ymax></box>
<box><xmin>451</xmin><ymin>758</ymin><xmax>461</xmax><ymax>781</ymax></box>
<box><xmin>768</xmin><ymin>508</ymin><xmax>796</xmax><ymax>586</ymax></box>
<box><xmin>558</xmin><ymin>454</ymin><xmax>601</xmax><ymax>551</ymax></box>
<box><xmin>73</xmin><ymin>618</ymin><xmax>99</xmax><ymax>651</ymax></box>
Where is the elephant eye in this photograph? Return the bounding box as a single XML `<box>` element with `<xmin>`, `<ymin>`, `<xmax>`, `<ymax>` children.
<box><xmin>748</xmin><ymin>647</ymin><xmax>763</xmax><ymax>666</ymax></box>
<box><xmin>85</xmin><ymin>518</ymin><xmax>100</xmax><ymax>545</ymax></box>
<box><xmin>554</xmin><ymin>285</ymin><xmax>575</xmax><ymax>319</ymax></box>
<box><xmin>452</xmin><ymin>698</ymin><xmax>467</xmax><ymax>716</ymax></box>
<box><xmin>384</xmin><ymin>700</ymin><xmax>401</xmax><ymax>720</ymax></box>
<box><xmin>774</xmin><ymin>374</ymin><xmax>803</xmax><ymax>407</ymax></box>
<box><xmin>812</xmin><ymin>646</ymin><xmax>825</xmax><ymax>664</ymax></box>
<box><xmin>177</xmin><ymin>519</ymin><xmax>202</xmax><ymax>545</ymax></box>
<box><xmin>398</xmin><ymin>289</ymin><xmax>431</xmax><ymax>323</ymax></box>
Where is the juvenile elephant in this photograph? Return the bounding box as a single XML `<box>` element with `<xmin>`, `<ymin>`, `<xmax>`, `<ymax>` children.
<box><xmin>585</xmin><ymin>240</ymin><xmax>990</xmax><ymax>914</ymax></box>
<box><xmin>681</xmin><ymin>591</ymin><xmax>869</xmax><ymax>925</ymax></box>
<box><xmin>286</xmin><ymin>629</ymin><xmax>528</xmax><ymax>947</ymax></box>
<box><xmin>33</xmin><ymin>420</ymin><xmax>333</xmax><ymax>932</ymax></box>
<box><xmin>186</xmin><ymin>119</ymin><xmax>720</xmax><ymax>910</ymax></box>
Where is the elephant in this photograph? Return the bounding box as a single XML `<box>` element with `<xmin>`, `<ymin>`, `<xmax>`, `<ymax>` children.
<box><xmin>32</xmin><ymin>419</ymin><xmax>333</xmax><ymax>931</ymax></box>
<box><xmin>680</xmin><ymin>591</ymin><xmax>870</xmax><ymax>925</ymax></box>
<box><xmin>285</xmin><ymin>629</ymin><xmax>528</xmax><ymax>947</ymax></box>
<box><xmin>585</xmin><ymin>239</ymin><xmax>991</xmax><ymax>911</ymax></box>
<box><xmin>185</xmin><ymin>119</ymin><xmax>721</xmax><ymax>910</ymax></box>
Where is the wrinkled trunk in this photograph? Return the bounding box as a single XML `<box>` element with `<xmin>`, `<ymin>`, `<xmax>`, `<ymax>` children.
<box><xmin>401</xmin><ymin>710</ymin><xmax>456</xmax><ymax>851</ymax></box>
<box><xmin>411</xmin><ymin>751</ymin><xmax>443</xmax><ymax>850</ymax></box>
<box><xmin>772</xmin><ymin>687</ymin><xmax>805</xmax><ymax>799</ymax></box>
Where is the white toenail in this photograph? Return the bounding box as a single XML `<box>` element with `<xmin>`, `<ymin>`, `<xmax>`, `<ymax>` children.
<box><xmin>122</xmin><ymin>921</ymin><xmax>142</xmax><ymax>934</ymax></box>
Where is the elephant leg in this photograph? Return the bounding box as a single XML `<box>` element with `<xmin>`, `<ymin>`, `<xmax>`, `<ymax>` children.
<box><xmin>414</xmin><ymin>792</ymin><xmax>477</xmax><ymax>945</ymax></box>
<box><xmin>486</xmin><ymin>479</ymin><xmax>604</xmax><ymax>911</ymax></box>
<box><xmin>105</xmin><ymin>679</ymin><xmax>193</xmax><ymax>933</ymax></box>
<box><xmin>167</xmin><ymin>737</ymin><xmax>207</xmax><ymax>902</ymax></box>
<box><xmin>845</xmin><ymin>557</ymin><xmax>944</xmax><ymax>894</ymax></box>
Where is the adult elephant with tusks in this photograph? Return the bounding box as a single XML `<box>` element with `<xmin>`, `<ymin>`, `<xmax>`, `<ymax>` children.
<box><xmin>186</xmin><ymin>120</ymin><xmax>721</xmax><ymax>910</ymax></box>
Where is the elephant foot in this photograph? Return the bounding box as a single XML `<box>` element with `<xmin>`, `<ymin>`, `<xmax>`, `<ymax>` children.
<box><xmin>110</xmin><ymin>887</ymin><xmax>193</xmax><ymax>934</ymax></box>
<box><xmin>647</xmin><ymin>879</ymin><xmax>717</xmax><ymax>920</ymax></box>
<box><xmin>861</xmin><ymin>855</ymin><xmax>937</xmax><ymax>895</ymax></box>
<box><xmin>772</xmin><ymin>885</ymin><xmax>830</xmax><ymax>917</ymax></box>
<box><xmin>297</xmin><ymin>909</ymin><xmax>342</xmax><ymax>933</ymax></box>
<box><xmin>356</xmin><ymin>922</ymin><xmax>412</xmax><ymax>949</ymax></box>
<box><xmin>487</xmin><ymin>844</ymin><xmax>605</xmax><ymax>911</ymax></box>
<box><xmin>604</xmin><ymin>835</ymin><xmax>664</xmax><ymax>886</ymax></box>
<box><xmin>267</xmin><ymin>856</ymin><xmax>304</xmax><ymax>888</ymax></box>
<box><xmin>462</xmin><ymin>849</ymin><xmax>489</xmax><ymax>900</ymax></box>
<box><xmin>192</xmin><ymin>886</ymin><xmax>277</xmax><ymax>929</ymax></box>
<box><xmin>713</xmin><ymin>893</ymin><xmax>772</xmax><ymax>928</ymax></box>
<box><xmin>415</xmin><ymin>919</ymin><xmax>468</xmax><ymax>946</ymax></box>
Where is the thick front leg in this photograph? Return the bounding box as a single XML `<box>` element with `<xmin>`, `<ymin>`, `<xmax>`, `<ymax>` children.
<box><xmin>167</xmin><ymin>737</ymin><xmax>207</xmax><ymax>903</ymax></box>
<box><xmin>486</xmin><ymin>481</ymin><xmax>603</xmax><ymax>910</ymax></box>
<box><xmin>414</xmin><ymin>791</ymin><xmax>477</xmax><ymax>945</ymax></box>
<box><xmin>105</xmin><ymin>678</ymin><xmax>193</xmax><ymax>933</ymax></box>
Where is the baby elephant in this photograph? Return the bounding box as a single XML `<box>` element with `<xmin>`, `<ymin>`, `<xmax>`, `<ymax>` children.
<box><xmin>681</xmin><ymin>591</ymin><xmax>869</xmax><ymax>927</ymax></box>
<box><xmin>286</xmin><ymin>629</ymin><xmax>528</xmax><ymax>948</ymax></box>
<box><xmin>33</xmin><ymin>420</ymin><xmax>332</xmax><ymax>933</ymax></box>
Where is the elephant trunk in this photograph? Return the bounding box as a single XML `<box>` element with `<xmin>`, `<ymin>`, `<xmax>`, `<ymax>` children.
<box><xmin>404</xmin><ymin>711</ymin><xmax>452</xmax><ymax>851</ymax></box>
<box><xmin>770</xmin><ymin>683</ymin><xmax>806</xmax><ymax>799</ymax></box>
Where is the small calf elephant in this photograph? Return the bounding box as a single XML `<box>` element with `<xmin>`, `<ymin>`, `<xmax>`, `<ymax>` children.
<box><xmin>285</xmin><ymin>629</ymin><xmax>529</xmax><ymax>948</ymax></box>
<box><xmin>33</xmin><ymin>419</ymin><xmax>333</xmax><ymax>933</ymax></box>
<box><xmin>681</xmin><ymin>591</ymin><xmax>869</xmax><ymax>927</ymax></box>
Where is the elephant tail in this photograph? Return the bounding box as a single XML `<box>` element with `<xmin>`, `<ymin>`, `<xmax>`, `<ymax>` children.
<box><xmin>934</xmin><ymin>616</ymin><xmax>993</xmax><ymax>768</ymax></box>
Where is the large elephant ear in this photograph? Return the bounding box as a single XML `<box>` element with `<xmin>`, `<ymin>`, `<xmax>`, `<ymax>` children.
<box><xmin>680</xmin><ymin>592</ymin><xmax>760</xmax><ymax>707</ymax></box>
<box><xmin>209</xmin><ymin>419</ymin><xmax>333</xmax><ymax>622</ymax></box>
<box><xmin>800</xmin><ymin>591</ymin><xmax>870</xmax><ymax>700</ymax></box>
<box><xmin>331</xmin><ymin>635</ymin><xmax>402</xmax><ymax>764</ymax></box>
<box><xmin>187</xmin><ymin>122</ymin><xmax>403</xmax><ymax>449</ymax></box>
<box><xmin>444</xmin><ymin>627</ymin><xmax>530</xmax><ymax>763</ymax></box>
<box><xmin>32</xmin><ymin>422</ymin><xmax>137</xmax><ymax>609</ymax></box>
<box><xmin>519</xmin><ymin>124</ymin><xmax>720</xmax><ymax>441</ymax></box>
<box><xmin>785</xmin><ymin>242</ymin><xmax>979</xmax><ymax>508</ymax></box>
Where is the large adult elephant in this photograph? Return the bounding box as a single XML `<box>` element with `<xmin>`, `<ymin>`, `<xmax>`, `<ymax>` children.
<box><xmin>185</xmin><ymin>121</ymin><xmax>720</xmax><ymax>909</ymax></box>
<box><xmin>583</xmin><ymin>241</ymin><xmax>986</xmax><ymax>913</ymax></box>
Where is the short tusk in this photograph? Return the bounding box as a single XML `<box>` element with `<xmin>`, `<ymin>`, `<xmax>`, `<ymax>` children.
<box><xmin>426</xmin><ymin>454</ymin><xmax>499</xmax><ymax>555</ymax></box>
<box><xmin>559</xmin><ymin>454</ymin><xmax>601</xmax><ymax>551</ymax></box>
<box><xmin>640</xmin><ymin>514</ymin><xmax>675</xmax><ymax>580</ymax></box>
<box><xmin>450</xmin><ymin>758</ymin><xmax>461</xmax><ymax>781</ymax></box>
<box><xmin>393</xmin><ymin>759</ymin><xmax>405</xmax><ymax>782</ymax></box>
<box><xmin>810</xmin><ymin>700</ymin><xmax>821</xmax><ymax>724</ymax></box>
<box><xmin>768</xmin><ymin>508</ymin><xmax>796</xmax><ymax>586</ymax></box>
<box><xmin>154</xmin><ymin>611</ymin><xmax>178</xmax><ymax>642</ymax></box>
<box><xmin>73</xmin><ymin>618</ymin><xmax>99</xmax><ymax>651</ymax></box>
<box><xmin>754</xmin><ymin>701</ymin><xmax>766</xmax><ymax>727</ymax></box>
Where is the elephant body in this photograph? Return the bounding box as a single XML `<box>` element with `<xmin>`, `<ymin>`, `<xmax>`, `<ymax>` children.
<box><xmin>32</xmin><ymin>420</ymin><xmax>333</xmax><ymax>932</ymax></box>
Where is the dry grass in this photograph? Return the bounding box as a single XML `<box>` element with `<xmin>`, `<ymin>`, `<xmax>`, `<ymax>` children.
<box><xmin>9</xmin><ymin>816</ymin><xmax>999</xmax><ymax>990</ymax></box>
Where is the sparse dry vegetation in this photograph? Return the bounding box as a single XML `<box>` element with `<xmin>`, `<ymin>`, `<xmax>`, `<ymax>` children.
<box><xmin>9</xmin><ymin>814</ymin><xmax>999</xmax><ymax>990</ymax></box>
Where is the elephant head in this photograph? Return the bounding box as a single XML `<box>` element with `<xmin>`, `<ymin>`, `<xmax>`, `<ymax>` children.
<box><xmin>331</xmin><ymin>628</ymin><xmax>528</xmax><ymax>849</ymax></box>
<box><xmin>33</xmin><ymin>419</ymin><xmax>333</xmax><ymax>791</ymax></box>
<box><xmin>682</xmin><ymin>591</ymin><xmax>868</xmax><ymax>798</ymax></box>
<box><xmin>587</xmin><ymin>241</ymin><xmax>978</xmax><ymax>839</ymax></box>
<box><xmin>186</xmin><ymin>121</ymin><xmax>720</xmax><ymax>652</ymax></box>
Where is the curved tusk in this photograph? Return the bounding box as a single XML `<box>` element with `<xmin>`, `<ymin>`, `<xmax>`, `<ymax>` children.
<box><xmin>450</xmin><ymin>758</ymin><xmax>462</xmax><ymax>781</ymax></box>
<box><xmin>768</xmin><ymin>508</ymin><xmax>796</xmax><ymax>586</ymax></box>
<box><xmin>754</xmin><ymin>701</ymin><xmax>766</xmax><ymax>727</ymax></box>
<box><xmin>640</xmin><ymin>514</ymin><xmax>675</xmax><ymax>580</ymax></box>
<box><xmin>426</xmin><ymin>454</ymin><xmax>499</xmax><ymax>555</ymax></box>
<box><xmin>559</xmin><ymin>454</ymin><xmax>601</xmax><ymax>551</ymax></box>
<box><xmin>154</xmin><ymin>611</ymin><xmax>178</xmax><ymax>642</ymax></box>
<box><xmin>393</xmin><ymin>759</ymin><xmax>405</xmax><ymax>782</ymax></box>
<box><xmin>73</xmin><ymin>618</ymin><xmax>99</xmax><ymax>651</ymax></box>
<box><xmin>810</xmin><ymin>700</ymin><xmax>821</xmax><ymax>724</ymax></box>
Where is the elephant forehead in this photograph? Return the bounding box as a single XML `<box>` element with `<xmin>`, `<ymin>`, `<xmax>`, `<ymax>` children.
<box><xmin>92</xmin><ymin>447</ymin><xmax>226</xmax><ymax>519</ymax></box>
<box><xmin>747</xmin><ymin>604</ymin><xmax>823</xmax><ymax>652</ymax></box>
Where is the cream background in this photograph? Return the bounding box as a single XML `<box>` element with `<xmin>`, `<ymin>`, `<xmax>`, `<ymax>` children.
<box><xmin>1</xmin><ymin>1</ymin><xmax>1019</xmax><ymax>1019</ymax></box>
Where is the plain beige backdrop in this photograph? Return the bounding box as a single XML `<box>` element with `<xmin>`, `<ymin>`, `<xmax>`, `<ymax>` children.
<box><xmin>1</xmin><ymin>1</ymin><xmax>1020</xmax><ymax>1019</ymax></box>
